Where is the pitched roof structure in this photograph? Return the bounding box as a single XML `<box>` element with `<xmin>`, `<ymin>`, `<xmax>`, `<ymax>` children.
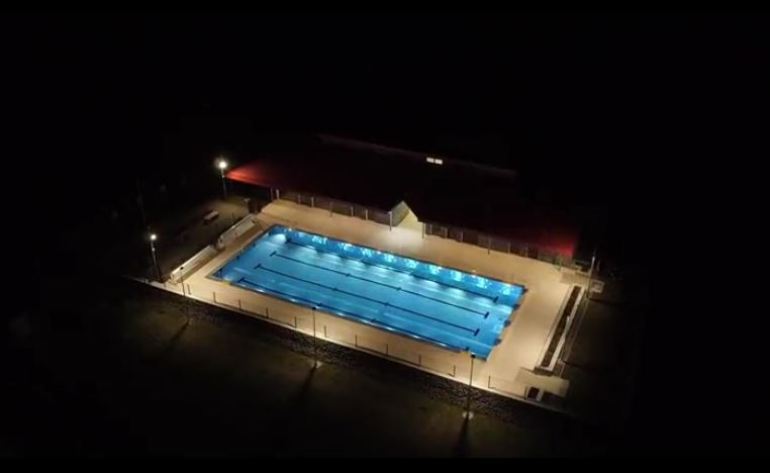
<box><xmin>227</xmin><ymin>135</ymin><xmax>579</xmax><ymax>258</ymax></box>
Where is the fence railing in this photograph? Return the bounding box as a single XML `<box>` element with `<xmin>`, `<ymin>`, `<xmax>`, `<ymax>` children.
<box><xmin>425</xmin><ymin>221</ymin><xmax>575</xmax><ymax>269</ymax></box>
<box><xmin>216</xmin><ymin>214</ymin><xmax>258</xmax><ymax>249</ymax></box>
<box><xmin>168</xmin><ymin>245</ymin><xmax>218</xmax><ymax>284</ymax></box>
<box><xmin>151</xmin><ymin>278</ymin><xmax>569</xmax><ymax>413</ymax></box>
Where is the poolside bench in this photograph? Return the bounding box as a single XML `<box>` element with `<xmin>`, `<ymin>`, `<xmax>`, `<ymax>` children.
<box><xmin>203</xmin><ymin>210</ymin><xmax>219</xmax><ymax>225</ymax></box>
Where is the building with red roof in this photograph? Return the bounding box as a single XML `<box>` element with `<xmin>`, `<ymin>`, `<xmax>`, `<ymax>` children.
<box><xmin>227</xmin><ymin>134</ymin><xmax>581</xmax><ymax>266</ymax></box>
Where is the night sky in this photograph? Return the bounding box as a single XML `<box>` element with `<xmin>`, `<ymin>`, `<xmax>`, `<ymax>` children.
<box><xmin>4</xmin><ymin>10</ymin><xmax>767</xmax><ymax>455</ymax></box>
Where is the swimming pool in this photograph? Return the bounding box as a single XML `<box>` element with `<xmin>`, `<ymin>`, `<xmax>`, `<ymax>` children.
<box><xmin>212</xmin><ymin>225</ymin><xmax>525</xmax><ymax>359</ymax></box>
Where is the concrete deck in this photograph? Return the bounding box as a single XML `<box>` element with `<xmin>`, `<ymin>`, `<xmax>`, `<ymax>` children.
<box><xmin>175</xmin><ymin>199</ymin><xmax>580</xmax><ymax>403</ymax></box>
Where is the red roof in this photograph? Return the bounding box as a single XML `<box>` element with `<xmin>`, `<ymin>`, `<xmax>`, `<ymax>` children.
<box><xmin>227</xmin><ymin>135</ymin><xmax>580</xmax><ymax>258</ymax></box>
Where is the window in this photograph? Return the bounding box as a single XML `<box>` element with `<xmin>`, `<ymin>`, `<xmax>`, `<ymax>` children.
<box><xmin>426</xmin><ymin>156</ymin><xmax>444</xmax><ymax>165</ymax></box>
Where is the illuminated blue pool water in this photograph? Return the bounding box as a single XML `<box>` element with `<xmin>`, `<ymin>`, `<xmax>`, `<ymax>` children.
<box><xmin>212</xmin><ymin>225</ymin><xmax>525</xmax><ymax>359</ymax></box>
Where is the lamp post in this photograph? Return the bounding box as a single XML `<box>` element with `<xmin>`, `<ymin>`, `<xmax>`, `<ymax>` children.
<box><xmin>149</xmin><ymin>233</ymin><xmax>161</xmax><ymax>281</ymax></box>
<box><xmin>179</xmin><ymin>265</ymin><xmax>192</xmax><ymax>326</ymax></box>
<box><xmin>464</xmin><ymin>353</ymin><xmax>476</xmax><ymax>419</ymax></box>
<box><xmin>217</xmin><ymin>158</ymin><xmax>228</xmax><ymax>201</ymax></box>
<box><xmin>312</xmin><ymin>306</ymin><xmax>319</xmax><ymax>368</ymax></box>
<box><xmin>587</xmin><ymin>244</ymin><xmax>598</xmax><ymax>300</ymax></box>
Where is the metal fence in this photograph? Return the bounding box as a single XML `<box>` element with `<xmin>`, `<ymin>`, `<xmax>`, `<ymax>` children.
<box><xmin>425</xmin><ymin>221</ymin><xmax>572</xmax><ymax>268</ymax></box>
<box><xmin>270</xmin><ymin>189</ymin><xmax>571</xmax><ymax>268</ymax></box>
<box><xmin>277</xmin><ymin>189</ymin><xmax>406</xmax><ymax>229</ymax></box>
<box><xmin>154</xmin><ymin>278</ymin><xmax>568</xmax><ymax>413</ymax></box>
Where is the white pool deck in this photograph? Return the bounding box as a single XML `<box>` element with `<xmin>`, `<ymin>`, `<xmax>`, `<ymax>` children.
<box><xmin>161</xmin><ymin>199</ymin><xmax>586</xmax><ymax>409</ymax></box>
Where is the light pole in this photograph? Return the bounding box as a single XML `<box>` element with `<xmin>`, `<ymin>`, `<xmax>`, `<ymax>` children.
<box><xmin>179</xmin><ymin>265</ymin><xmax>192</xmax><ymax>326</ymax></box>
<box><xmin>149</xmin><ymin>233</ymin><xmax>161</xmax><ymax>282</ymax></box>
<box><xmin>217</xmin><ymin>158</ymin><xmax>228</xmax><ymax>201</ymax></box>
<box><xmin>587</xmin><ymin>244</ymin><xmax>598</xmax><ymax>300</ymax></box>
<box><xmin>464</xmin><ymin>353</ymin><xmax>476</xmax><ymax>419</ymax></box>
<box><xmin>312</xmin><ymin>306</ymin><xmax>319</xmax><ymax>368</ymax></box>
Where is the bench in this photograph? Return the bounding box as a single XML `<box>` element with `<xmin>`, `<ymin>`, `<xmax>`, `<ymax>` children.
<box><xmin>203</xmin><ymin>210</ymin><xmax>219</xmax><ymax>225</ymax></box>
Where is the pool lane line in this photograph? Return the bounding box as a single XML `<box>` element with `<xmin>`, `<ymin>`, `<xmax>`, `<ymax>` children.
<box><xmin>285</xmin><ymin>239</ymin><xmax>497</xmax><ymax>300</ymax></box>
<box><xmin>277</xmin><ymin>227</ymin><xmax>525</xmax><ymax>292</ymax></box>
<box><xmin>272</xmin><ymin>252</ymin><xmax>491</xmax><ymax>318</ymax></box>
<box><xmin>286</xmin><ymin>239</ymin><xmax>500</xmax><ymax>304</ymax></box>
<box><xmin>282</xmin><ymin>239</ymin><xmax>503</xmax><ymax>303</ymax></box>
<box><xmin>252</xmin><ymin>264</ymin><xmax>478</xmax><ymax>335</ymax></box>
<box><xmin>255</xmin><ymin>264</ymin><xmax>477</xmax><ymax>334</ymax></box>
<box><xmin>236</xmin><ymin>276</ymin><xmax>472</xmax><ymax>354</ymax></box>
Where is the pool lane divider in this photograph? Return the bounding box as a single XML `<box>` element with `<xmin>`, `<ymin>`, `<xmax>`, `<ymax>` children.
<box><xmin>235</xmin><ymin>276</ymin><xmax>471</xmax><ymax>354</ymax></box>
<box><xmin>282</xmin><ymin>239</ymin><xmax>504</xmax><ymax>302</ymax></box>
<box><xmin>252</xmin><ymin>263</ymin><xmax>478</xmax><ymax>335</ymax></box>
<box><xmin>272</xmin><ymin>252</ymin><xmax>491</xmax><ymax>317</ymax></box>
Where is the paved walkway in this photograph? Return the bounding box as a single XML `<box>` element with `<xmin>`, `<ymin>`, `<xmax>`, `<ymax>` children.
<box><xmin>176</xmin><ymin>199</ymin><xmax>579</xmax><ymax>403</ymax></box>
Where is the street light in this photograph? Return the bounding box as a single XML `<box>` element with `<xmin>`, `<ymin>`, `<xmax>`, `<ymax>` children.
<box><xmin>217</xmin><ymin>158</ymin><xmax>228</xmax><ymax>201</ymax></box>
<box><xmin>149</xmin><ymin>233</ymin><xmax>161</xmax><ymax>281</ymax></box>
<box><xmin>587</xmin><ymin>244</ymin><xmax>598</xmax><ymax>301</ymax></box>
<box><xmin>464</xmin><ymin>353</ymin><xmax>476</xmax><ymax>419</ymax></box>
<box><xmin>312</xmin><ymin>306</ymin><xmax>319</xmax><ymax>369</ymax></box>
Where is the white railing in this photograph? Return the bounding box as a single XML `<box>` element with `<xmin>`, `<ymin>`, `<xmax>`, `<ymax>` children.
<box><xmin>168</xmin><ymin>245</ymin><xmax>218</xmax><ymax>284</ymax></box>
<box><xmin>216</xmin><ymin>214</ymin><xmax>258</xmax><ymax>250</ymax></box>
<box><xmin>133</xmin><ymin>275</ymin><xmax>573</xmax><ymax>416</ymax></box>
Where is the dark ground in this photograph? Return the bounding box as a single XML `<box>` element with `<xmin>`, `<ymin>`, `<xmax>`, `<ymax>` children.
<box><xmin>558</xmin><ymin>281</ymin><xmax>645</xmax><ymax>426</ymax></box>
<box><xmin>2</xmin><ymin>274</ymin><xmax>609</xmax><ymax>457</ymax></box>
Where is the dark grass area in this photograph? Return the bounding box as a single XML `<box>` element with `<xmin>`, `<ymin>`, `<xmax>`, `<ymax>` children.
<box><xmin>558</xmin><ymin>281</ymin><xmax>644</xmax><ymax>429</ymax></box>
<box><xmin>2</xmin><ymin>274</ymin><xmax>612</xmax><ymax>457</ymax></box>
